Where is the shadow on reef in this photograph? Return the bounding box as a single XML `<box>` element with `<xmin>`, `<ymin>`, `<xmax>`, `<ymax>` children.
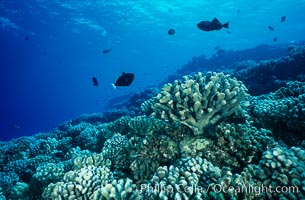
<box><xmin>1</xmin><ymin>68</ymin><xmax>305</xmax><ymax>199</ymax></box>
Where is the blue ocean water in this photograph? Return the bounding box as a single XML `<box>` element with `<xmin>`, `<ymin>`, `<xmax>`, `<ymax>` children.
<box><xmin>1</xmin><ymin>0</ymin><xmax>305</xmax><ymax>141</ymax></box>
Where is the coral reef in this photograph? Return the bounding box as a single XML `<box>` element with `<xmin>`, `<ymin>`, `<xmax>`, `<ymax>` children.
<box><xmin>162</xmin><ymin>44</ymin><xmax>289</xmax><ymax>87</ymax></box>
<box><xmin>251</xmin><ymin>146</ymin><xmax>305</xmax><ymax>199</ymax></box>
<box><xmin>106</xmin><ymin>88</ymin><xmax>159</xmax><ymax>117</ymax></box>
<box><xmin>146</xmin><ymin>71</ymin><xmax>248</xmax><ymax>134</ymax></box>
<box><xmin>201</xmin><ymin>122</ymin><xmax>276</xmax><ymax>171</ymax></box>
<box><xmin>234</xmin><ymin>45</ymin><xmax>305</xmax><ymax>95</ymax></box>
<box><xmin>249</xmin><ymin>81</ymin><xmax>305</xmax><ymax>141</ymax></box>
<box><xmin>1</xmin><ymin>61</ymin><xmax>305</xmax><ymax>200</ymax></box>
<box><xmin>92</xmin><ymin>178</ymin><xmax>141</xmax><ymax>200</ymax></box>
<box><xmin>42</xmin><ymin>165</ymin><xmax>113</xmax><ymax>199</ymax></box>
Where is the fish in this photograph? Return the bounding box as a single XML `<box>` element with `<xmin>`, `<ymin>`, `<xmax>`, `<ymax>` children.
<box><xmin>273</xmin><ymin>37</ymin><xmax>278</xmax><ymax>42</ymax></box>
<box><xmin>92</xmin><ymin>77</ymin><xmax>99</xmax><ymax>87</ymax></box>
<box><xmin>237</xmin><ymin>9</ymin><xmax>240</xmax><ymax>13</ymax></box>
<box><xmin>112</xmin><ymin>72</ymin><xmax>135</xmax><ymax>88</ymax></box>
<box><xmin>168</xmin><ymin>28</ymin><xmax>175</xmax><ymax>35</ymax></box>
<box><xmin>214</xmin><ymin>46</ymin><xmax>221</xmax><ymax>50</ymax></box>
<box><xmin>281</xmin><ymin>16</ymin><xmax>286</xmax><ymax>22</ymax></box>
<box><xmin>24</xmin><ymin>36</ymin><xmax>29</xmax><ymax>40</ymax></box>
<box><xmin>197</xmin><ymin>17</ymin><xmax>229</xmax><ymax>32</ymax></box>
<box><xmin>102</xmin><ymin>48</ymin><xmax>112</xmax><ymax>54</ymax></box>
<box><xmin>225</xmin><ymin>30</ymin><xmax>232</xmax><ymax>34</ymax></box>
<box><xmin>11</xmin><ymin>124</ymin><xmax>20</xmax><ymax>129</ymax></box>
<box><xmin>268</xmin><ymin>26</ymin><xmax>275</xmax><ymax>31</ymax></box>
<box><xmin>216</xmin><ymin>48</ymin><xmax>225</xmax><ymax>55</ymax></box>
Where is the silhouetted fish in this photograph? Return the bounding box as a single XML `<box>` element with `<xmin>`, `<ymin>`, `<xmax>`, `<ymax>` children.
<box><xmin>214</xmin><ymin>46</ymin><xmax>221</xmax><ymax>50</ymax></box>
<box><xmin>168</xmin><ymin>28</ymin><xmax>175</xmax><ymax>35</ymax></box>
<box><xmin>11</xmin><ymin>124</ymin><xmax>20</xmax><ymax>129</ymax></box>
<box><xmin>92</xmin><ymin>77</ymin><xmax>99</xmax><ymax>87</ymax></box>
<box><xmin>225</xmin><ymin>30</ymin><xmax>232</xmax><ymax>34</ymax></box>
<box><xmin>25</xmin><ymin>36</ymin><xmax>29</xmax><ymax>40</ymax></box>
<box><xmin>273</xmin><ymin>37</ymin><xmax>278</xmax><ymax>42</ymax></box>
<box><xmin>216</xmin><ymin>48</ymin><xmax>225</xmax><ymax>55</ymax></box>
<box><xmin>268</xmin><ymin>26</ymin><xmax>274</xmax><ymax>31</ymax></box>
<box><xmin>112</xmin><ymin>72</ymin><xmax>135</xmax><ymax>88</ymax></box>
<box><xmin>237</xmin><ymin>9</ymin><xmax>240</xmax><ymax>13</ymax></box>
<box><xmin>281</xmin><ymin>16</ymin><xmax>286</xmax><ymax>22</ymax></box>
<box><xmin>102</xmin><ymin>48</ymin><xmax>112</xmax><ymax>54</ymax></box>
<box><xmin>197</xmin><ymin>17</ymin><xmax>229</xmax><ymax>32</ymax></box>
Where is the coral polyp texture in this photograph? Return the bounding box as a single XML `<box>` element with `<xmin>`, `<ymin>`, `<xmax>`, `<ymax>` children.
<box><xmin>147</xmin><ymin>72</ymin><xmax>249</xmax><ymax>134</ymax></box>
<box><xmin>249</xmin><ymin>81</ymin><xmax>305</xmax><ymax>142</ymax></box>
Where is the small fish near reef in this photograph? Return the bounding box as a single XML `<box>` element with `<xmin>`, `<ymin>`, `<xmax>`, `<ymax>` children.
<box><xmin>197</xmin><ymin>17</ymin><xmax>229</xmax><ymax>32</ymax></box>
<box><xmin>102</xmin><ymin>48</ymin><xmax>112</xmax><ymax>54</ymax></box>
<box><xmin>268</xmin><ymin>26</ymin><xmax>275</xmax><ymax>31</ymax></box>
<box><xmin>273</xmin><ymin>37</ymin><xmax>278</xmax><ymax>42</ymax></box>
<box><xmin>168</xmin><ymin>28</ymin><xmax>176</xmax><ymax>35</ymax></box>
<box><xmin>281</xmin><ymin>16</ymin><xmax>286</xmax><ymax>22</ymax></box>
<box><xmin>112</xmin><ymin>72</ymin><xmax>135</xmax><ymax>88</ymax></box>
<box><xmin>92</xmin><ymin>77</ymin><xmax>99</xmax><ymax>87</ymax></box>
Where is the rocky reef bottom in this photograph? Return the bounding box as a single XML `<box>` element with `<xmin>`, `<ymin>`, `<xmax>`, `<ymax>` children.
<box><xmin>1</xmin><ymin>74</ymin><xmax>305</xmax><ymax>199</ymax></box>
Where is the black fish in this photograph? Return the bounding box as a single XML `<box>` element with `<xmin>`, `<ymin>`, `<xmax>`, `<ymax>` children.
<box><xmin>168</xmin><ymin>28</ymin><xmax>175</xmax><ymax>35</ymax></box>
<box><xmin>197</xmin><ymin>17</ymin><xmax>229</xmax><ymax>32</ymax></box>
<box><xmin>216</xmin><ymin>48</ymin><xmax>225</xmax><ymax>55</ymax></box>
<box><xmin>92</xmin><ymin>77</ymin><xmax>99</xmax><ymax>87</ymax></box>
<box><xmin>102</xmin><ymin>48</ymin><xmax>112</xmax><ymax>54</ymax></box>
<box><xmin>24</xmin><ymin>36</ymin><xmax>29</xmax><ymax>40</ymax></box>
<box><xmin>225</xmin><ymin>30</ymin><xmax>232</xmax><ymax>34</ymax></box>
<box><xmin>273</xmin><ymin>37</ymin><xmax>278</xmax><ymax>42</ymax></box>
<box><xmin>214</xmin><ymin>46</ymin><xmax>221</xmax><ymax>50</ymax></box>
<box><xmin>268</xmin><ymin>26</ymin><xmax>274</xmax><ymax>31</ymax></box>
<box><xmin>281</xmin><ymin>16</ymin><xmax>286</xmax><ymax>22</ymax></box>
<box><xmin>113</xmin><ymin>72</ymin><xmax>135</xmax><ymax>88</ymax></box>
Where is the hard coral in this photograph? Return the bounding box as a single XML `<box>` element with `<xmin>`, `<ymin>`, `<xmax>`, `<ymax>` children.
<box><xmin>148</xmin><ymin>72</ymin><xmax>249</xmax><ymax>135</ymax></box>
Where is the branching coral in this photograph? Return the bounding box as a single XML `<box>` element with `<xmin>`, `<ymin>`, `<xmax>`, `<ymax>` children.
<box><xmin>147</xmin><ymin>72</ymin><xmax>249</xmax><ymax>134</ymax></box>
<box><xmin>42</xmin><ymin>165</ymin><xmax>113</xmax><ymax>199</ymax></box>
<box><xmin>102</xmin><ymin>133</ymin><xmax>131</xmax><ymax>170</ymax></box>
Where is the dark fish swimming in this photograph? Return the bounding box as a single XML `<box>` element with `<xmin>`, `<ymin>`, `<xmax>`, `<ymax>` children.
<box><xmin>112</xmin><ymin>72</ymin><xmax>135</xmax><ymax>88</ymax></box>
<box><xmin>225</xmin><ymin>30</ymin><xmax>232</xmax><ymax>34</ymax></box>
<box><xmin>268</xmin><ymin>26</ymin><xmax>275</xmax><ymax>31</ymax></box>
<box><xmin>92</xmin><ymin>77</ymin><xmax>99</xmax><ymax>87</ymax></box>
<box><xmin>214</xmin><ymin>46</ymin><xmax>221</xmax><ymax>50</ymax></box>
<box><xmin>273</xmin><ymin>37</ymin><xmax>278</xmax><ymax>42</ymax></box>
<box><xmin>168</xmin><ymin>28</ymin><xmax>175</xmax><ymax>35</ymax></box>
<box><xmin>216</xmin><ymin>48</ymin><xmax>225</xmax><ymax>55</ymax></box>
<box><xmin>197</xmin><ymin>17</ymin><xmax>229</xmax><ymax>32</ymax></box>
<box><xmin>281</xmin><ymin>16</ymin><xmax>286</xmax><ymax>22</ymax></box>
<box><xmin>25</xmin><ymin>36</ymin><xmax>29</xmax><ymax>40</ymax></box>
<box><xmin>102</xmin><ymin>48</ymin><xmax>112</xmax><ymax>54</ymax></box>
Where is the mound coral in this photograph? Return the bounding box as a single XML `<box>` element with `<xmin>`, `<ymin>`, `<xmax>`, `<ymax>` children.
<box><xmin>249</xmin><ymin>81</ymin><xmax>305</xmax><ymax>139</ymax></box>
